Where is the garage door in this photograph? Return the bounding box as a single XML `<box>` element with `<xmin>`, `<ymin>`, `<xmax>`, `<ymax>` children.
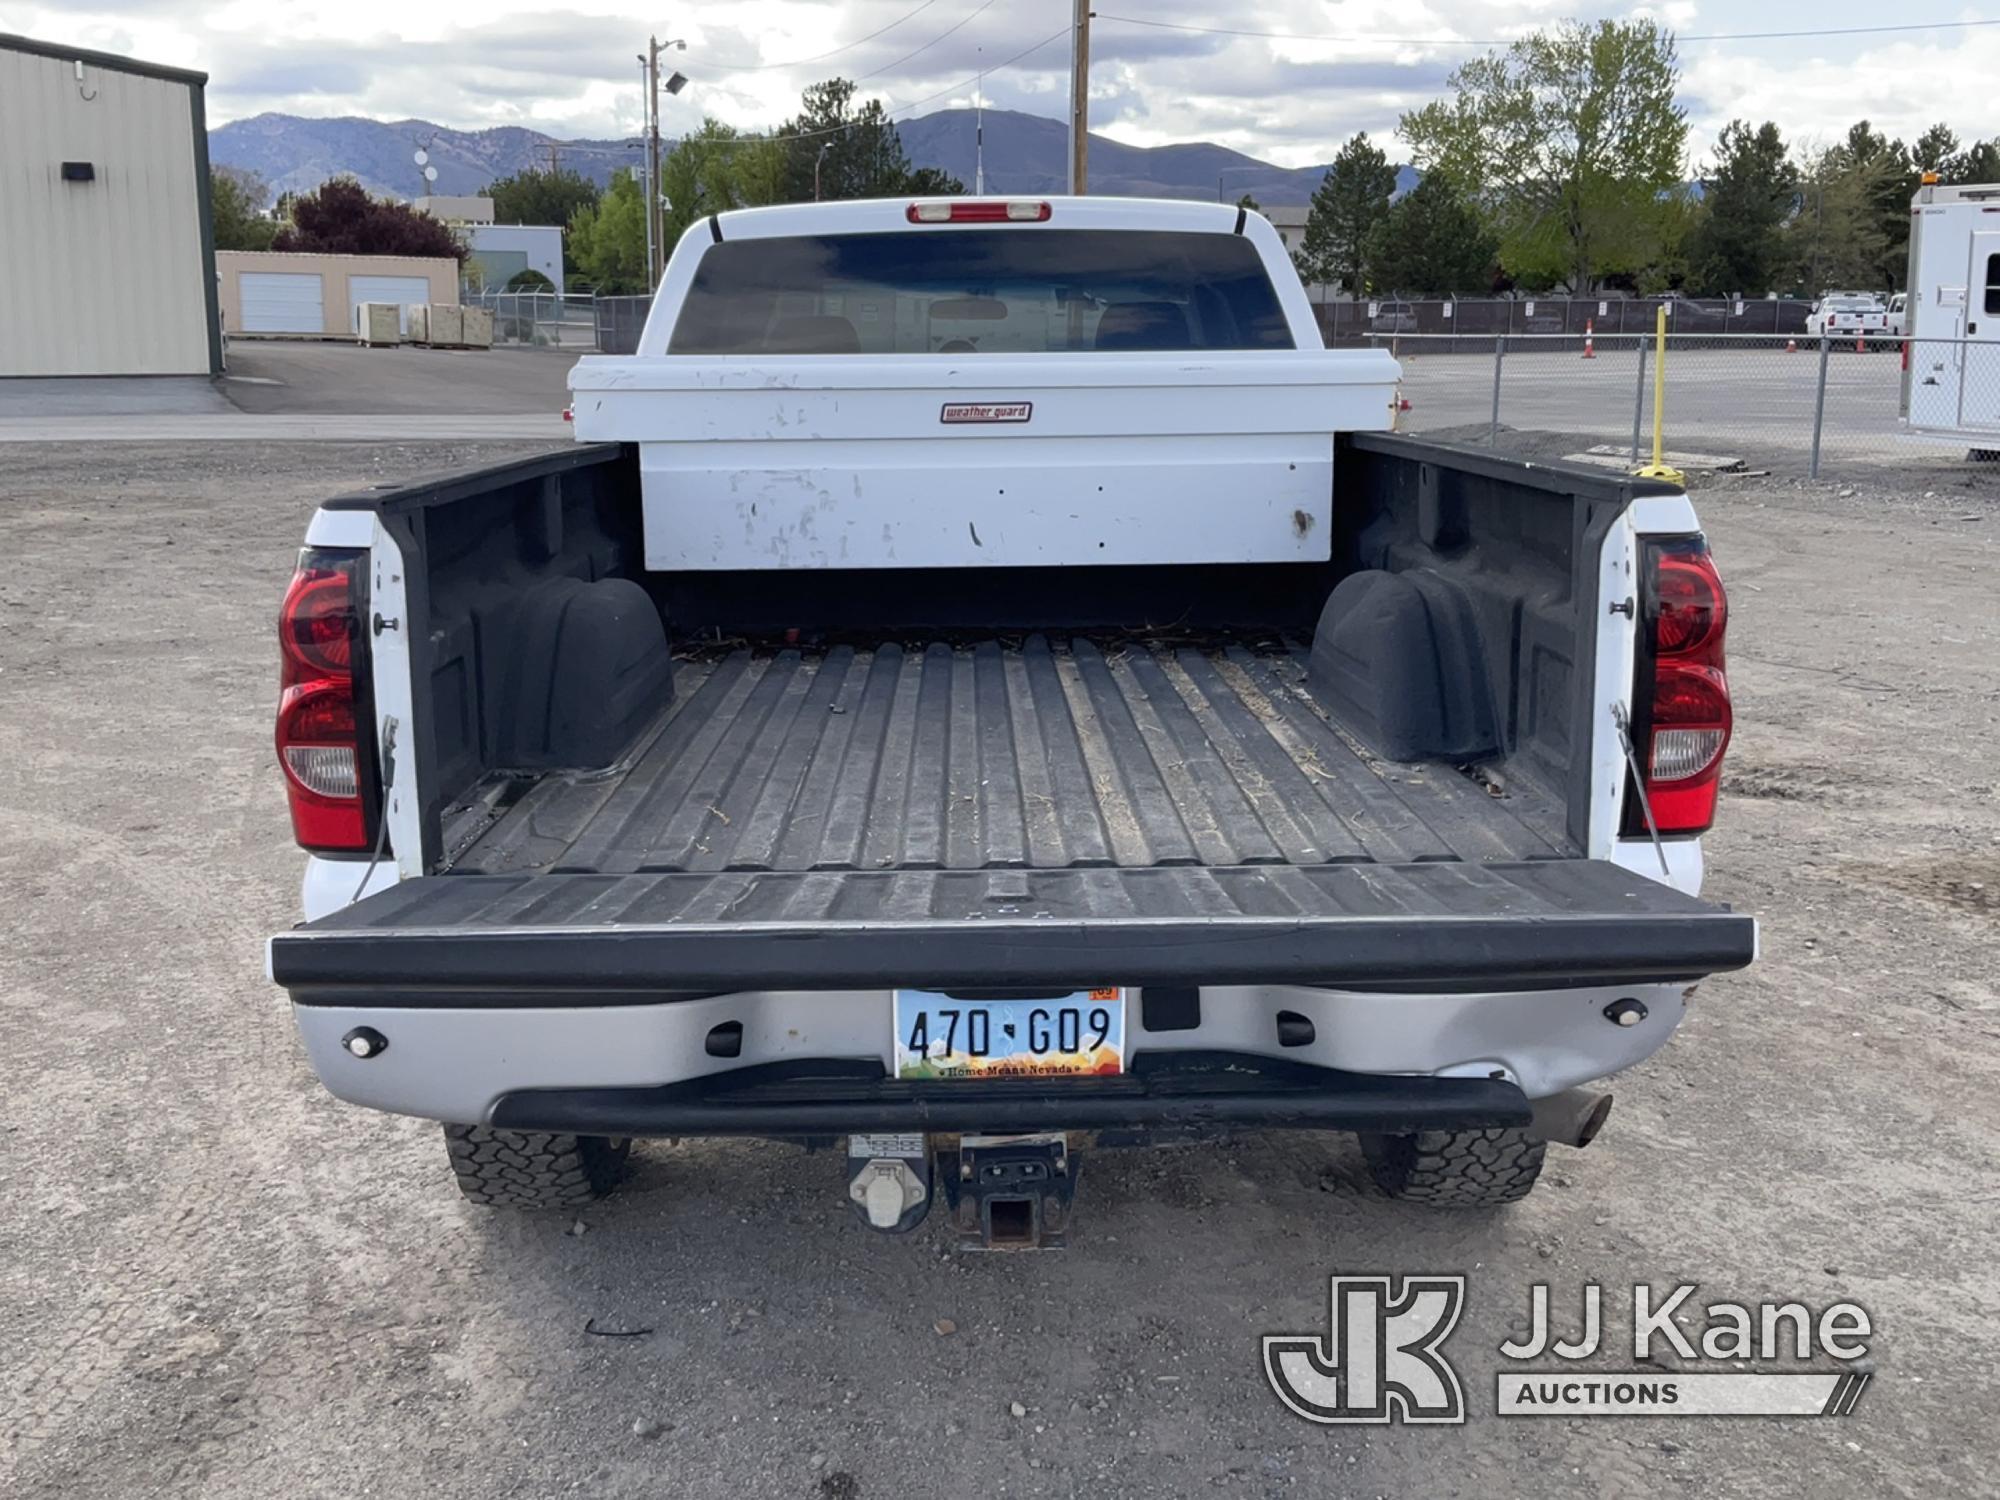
<box><xmin>239</xmin><ymin>272</ymin><xmax>325</xmax><ymax>334</ymax></box>
<box><xmin>348</xmin><ymin>276</ymin><xmax>433</xmax><ymax>335</ymax></box>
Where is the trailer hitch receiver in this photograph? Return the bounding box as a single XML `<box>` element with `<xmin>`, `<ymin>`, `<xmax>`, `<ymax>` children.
<box><xmin>944</xmin><ymin>1134</ymin><xmax>1078</xmax><ymax>1250</ymax></box>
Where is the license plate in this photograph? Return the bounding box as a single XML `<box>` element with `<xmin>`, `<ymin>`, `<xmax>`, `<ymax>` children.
<box><xmin>893</xmin><ymin>989</ymin><xmax>1125</xmax><ymax>1080</ymax></box>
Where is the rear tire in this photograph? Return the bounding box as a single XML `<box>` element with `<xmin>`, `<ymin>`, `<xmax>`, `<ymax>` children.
<box><xmin>443</xmin><ymin>1124</ymin><xmax>631</xmax><ymax>1209</ymax></box>
<box><xmin>1358</xmin><ymin>1127</ymin><xmax>1545</xmax><ymax>1207</ymax></box>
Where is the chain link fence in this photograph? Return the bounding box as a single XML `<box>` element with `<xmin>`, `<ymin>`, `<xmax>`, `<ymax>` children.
<box><xmin>1382</xmin><ymin>332</ymin><xmax>2000</xmax><ymax>476</ymax></box>
<box><xmin>593</xmin><ymin>296</ymin><xmax>652</xmax><ymax>357</ymax></box>
<box><xmin>473</xmin><ymin>290</ymin><xmax>2000</xmax><ymax>478</ymax></box>
<box><xmin>1313</xmin><ymin>295</ymin><xmax>1814</xmax><ymax>348</ymax></box>
<box><xmin>462</xmin><ymin>292</ymin><xmax>600</xmax><ymax>349</ymax></box>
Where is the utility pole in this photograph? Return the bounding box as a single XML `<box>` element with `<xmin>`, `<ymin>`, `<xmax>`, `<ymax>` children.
<box><xmin>975</xmin><ymin>46</ymin><xmax>985</xmax><ymax>195</ymax></box>
<box><xmin>1067</xmin><ymin>0</ymin><xmax>1090</xmax><ymax>195</ymax></box>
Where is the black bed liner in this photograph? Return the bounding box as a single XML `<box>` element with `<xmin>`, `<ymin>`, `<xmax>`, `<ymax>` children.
<box><xmin>447</xmin><ymin>635</ymin><xmax>1568</xmax><ymax>877</ymax></box>
<box><xmin>279</xmin><ymin>634</ymin><xmax>1756</xmax><ymax>999</ymax></box>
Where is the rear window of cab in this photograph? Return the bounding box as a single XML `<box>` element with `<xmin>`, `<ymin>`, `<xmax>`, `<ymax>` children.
<box><xmin>667</xmin><ymin>228</ymin><xmax>1295</xmax><ymax>355</ymax></box>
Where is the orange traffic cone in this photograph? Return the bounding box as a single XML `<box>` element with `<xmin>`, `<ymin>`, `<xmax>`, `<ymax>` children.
<box><xmin>1786</xmin><ymin>339</ymin><xmax>1798</xmax><ymax>353</ymax></box>
<box><xmin>1581</xmin><ymin>319</ymin><xmax>1596</xmax><ymax>359</ymax></box>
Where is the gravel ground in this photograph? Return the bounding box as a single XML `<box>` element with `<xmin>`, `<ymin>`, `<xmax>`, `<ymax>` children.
<box><xmin>1</xmin><ymin>441</ymin><xmax>1996</xmax><ymax>1499</ymax></box>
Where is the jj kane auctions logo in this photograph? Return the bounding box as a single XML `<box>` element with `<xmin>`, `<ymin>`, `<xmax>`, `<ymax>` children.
<box><xmin>1265</xmin><ymin>1277</ymin><xmax>1873</xmax><ymax>1424</ymax></box>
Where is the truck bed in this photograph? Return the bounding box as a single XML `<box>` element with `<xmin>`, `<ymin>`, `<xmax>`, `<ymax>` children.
<box><xmin>274</xmin><ymin>441</ymin><xmax>1757</xmax><ymax>1001</ymax></box>
<box><xmin>444</xmin><ymin>634</ymin><xmax>1568</xmax><ymax>879</ymax></box>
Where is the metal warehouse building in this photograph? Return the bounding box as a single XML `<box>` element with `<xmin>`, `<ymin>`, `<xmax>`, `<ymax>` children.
<box><xmin>0</xmin><ymin>35</ymin><xmax>222</xmax><ymax>377</ymax></box>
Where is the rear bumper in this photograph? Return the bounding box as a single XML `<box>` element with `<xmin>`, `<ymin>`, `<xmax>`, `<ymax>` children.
<box><xmin>488</xmin><ymin>1054</ymin><xmax>1532</xmax><ymax>1138</ymax></box>
<box><xmin>292</xmin><ymin>979</ymin><xmax>1695</xmax><ymax>1132</ymax></box>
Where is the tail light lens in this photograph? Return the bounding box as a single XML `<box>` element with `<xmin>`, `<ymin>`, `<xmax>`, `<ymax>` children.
<box><xmin>275</xmin><ymin>549</ymin><xmax>373</xmax><ymax>852</ymax></box>
<box><xmin>280</xmin><ymin>563</ymin><xmax>359</xmax><ymax>676</ymax></box>
<box><xmin>1623</xmin><ymin>536</ymin><xmax>1732</xmax><ymax>838</ymax></box>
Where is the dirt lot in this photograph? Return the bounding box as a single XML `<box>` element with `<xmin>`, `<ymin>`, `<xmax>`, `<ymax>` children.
<box><xmin>1</xmin><ymin>442</ymin><xmax>1996</xmax><ymax>1499</ymax></box>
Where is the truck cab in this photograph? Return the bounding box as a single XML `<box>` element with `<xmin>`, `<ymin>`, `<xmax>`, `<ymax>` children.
<box><xmin>268</xmin><ymin>198</ymin><xmax>1753</xmax><ymax>1243</ymax></box>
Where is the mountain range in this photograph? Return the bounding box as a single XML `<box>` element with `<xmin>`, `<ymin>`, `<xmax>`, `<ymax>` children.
<box><xmin>209</xmin><ymin>107</ymin><xmax>1418</xmax><ymax>207</ymax></box>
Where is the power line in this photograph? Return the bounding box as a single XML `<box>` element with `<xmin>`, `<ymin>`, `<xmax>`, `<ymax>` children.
<box><xmin>885</xmin><ymin>22</ymin><xmax>1068</xmax><ymax>120</ymax></box>
<box><xmin>695</xmin><ymin>0</ymin><xmax>944</xmax><ymax>72</ymax></box>
<box><xmin>851</xmin><ymin>0</ymin><xmax>1004</xmax><ymax>85</ymax></box>
<box><xmin>1093</xmin><ymin>12</ymin><xmax>2000</xmax><ymax>48</ymax></box>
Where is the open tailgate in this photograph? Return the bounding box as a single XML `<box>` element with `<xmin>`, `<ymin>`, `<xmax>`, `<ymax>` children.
<box><xmin>270</xmin><ymin>860</ymin><xmax>1755</xmax><ymax>1001</ymax></box>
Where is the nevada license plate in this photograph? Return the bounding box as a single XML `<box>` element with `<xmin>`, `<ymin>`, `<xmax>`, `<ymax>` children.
<box><xmin>893</xmin><ymin>989</ymin><xmax>1126</xmax><ymax>1080</ymax></box>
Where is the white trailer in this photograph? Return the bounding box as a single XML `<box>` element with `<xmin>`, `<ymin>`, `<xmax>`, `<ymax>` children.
<box><xmin>1902</xmin><ymin>179</ymin><xmax>2000</xmax><ymax>440</ymax></box>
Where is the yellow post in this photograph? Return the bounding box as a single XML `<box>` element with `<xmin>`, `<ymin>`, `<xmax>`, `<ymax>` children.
<box><xmin>1633</xmin><ymin>305</ymin><xmax>1685</xmax><ymax>485</ymax></box>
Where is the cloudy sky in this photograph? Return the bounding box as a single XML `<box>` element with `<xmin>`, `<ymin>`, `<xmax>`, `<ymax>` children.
<box><xmin>7</xmin><ymin>0</ymin><xmax>1999</xmax><ymax>165</ymax></box>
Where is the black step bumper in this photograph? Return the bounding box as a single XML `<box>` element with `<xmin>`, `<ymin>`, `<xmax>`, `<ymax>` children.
<box><xmin>489</xmin><ymin>1053</ymin><xmax>1534</xmax><ymax>1139</ymax></box>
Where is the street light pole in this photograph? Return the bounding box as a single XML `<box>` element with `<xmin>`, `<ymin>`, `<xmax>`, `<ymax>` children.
<box><xmin>646</xmin><ymin>37</ymin><xmax>663</xmax><ymax>290</ymax></box>
<box><xmin>643</xmin><ymin>35</ymin><xmax>688</xmax><ymax>290</ymax></box>
<box><xmin>637</xmin><ymin>56</ymin><xmax>654</xmax><ymax>287</ymax></box>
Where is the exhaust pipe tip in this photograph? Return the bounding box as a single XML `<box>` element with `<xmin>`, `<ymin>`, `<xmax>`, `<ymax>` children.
<box><xmin>1529</xmin><ymin>1088</ymin><xmax>1614</xmax><ymax>1149</ymax></box>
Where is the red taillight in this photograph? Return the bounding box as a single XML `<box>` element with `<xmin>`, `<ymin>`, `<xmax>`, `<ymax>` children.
<box><xmin>1653</xmin><ymin>550</ymin><xmax>1726</xmax><ymax>656</ymax></box>
<box><xmin>1625</xmin><ymin>537</ymin><xmax>1732</xmax><ymax>837</ymax></box>
<box><xmin>279</xmin><ymin>565</ymin><xmax>359</xmax><ymax>676</ymax></box>
<box><xmin>277</xmin><ymin>680</ymin><xmax>366</xmax><ymax>847</ymax></box>
<box><xmin>276</xmin><ymin>549</ymin><xmax>371</xmax><ymax>852</ymax></box>
<box><xmin>906</xmin><ymin>199</ymin><xmax>1052</xmax><ymax>223</ymax></box>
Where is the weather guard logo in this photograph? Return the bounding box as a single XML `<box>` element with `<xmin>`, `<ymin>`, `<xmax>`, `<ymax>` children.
<box><xmin>1263</xmin><ymin>1275</ymin><xmax>1467</xmax><ymax>1425</ymax></box>
<box><xmin>940</xmin><ymin>401</ymin><xmax>1032</xmax><ymax>424</ymax></box>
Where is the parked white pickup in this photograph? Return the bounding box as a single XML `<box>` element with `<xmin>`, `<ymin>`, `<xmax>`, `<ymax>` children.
<box><xmin>268</xmin><ymin>196</ymin><xmax>1755</xmax><ymax>1233</ymax></box>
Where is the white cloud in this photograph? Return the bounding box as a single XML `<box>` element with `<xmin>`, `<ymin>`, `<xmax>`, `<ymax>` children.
<box><xmin>1682</xmin><ymin>27</ymin><xmax>2000</xmax><ymax>160</ymax></box>
<box><xmin>2</xmin><ymin>0</ymin><xmax>1994</xmax><ymax>165</ymax></box>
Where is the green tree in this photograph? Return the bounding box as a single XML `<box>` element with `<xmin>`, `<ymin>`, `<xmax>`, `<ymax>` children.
<box><xmin>1399</xmin><ymin>19</ymin><xmax>1687</xmax><ymax>292</ymax></box>
<box><xmin>1296</xmin><ymin>133</ymin><xmax>1398</xmax><ymax>295</ymax></box>
<box><xmin>1235</xmin><ymin>192</ymin><xmax>1261</xmax><ymax>213</ymax></box>
<box><xmin>1362</xmin><ymin>173</ymin><xmax>1496</xmax><ymax>295</ymax></box>
<box><xmin>210</xmin><ymin>165</ymin><xmax>277</xmax><ymax>251</ymax></box>
<box><xmin>1959</xmin><ymin>139</ymin><xmax>2000</xmax><ymax>183</ymax></box>
<box><xmin>1838</xmin><ymin>119</ymin><xmax>1916</xmax><ymax>288</ymax></box>
<box><xmin>778</xmin><ymin>78</ymin><xmax>962</xmax><ymax>202</ymax></box>
<box><xmin>273</xmin><ymin>178</ymin><xmax>465</xmax><ymax>259</ymax></box>
<box><xmin>1685</xmin><ymin>120</ymin><xmax>1796</xmax><ymax>295</ymax></box>
<box><xmin>1911</xmin><ymin>123</ymin><xmax>1963</xmax><ymax>180</ymax></box>
<box><xmin>487</xmin><ymin>167</ymin><xmax>599</xmax><ymax>227</ymax></box>
<box><xmin>658</xmin><ymin>118</ymin><xmax>789</xmax><ymax>245</ymax></box>
<box><xmin>567</xmin><ymin>170</ymin><xmax>649</xmax><ymax>293</ymax></box>
<box><xmin>1633</xmin><ymin>187</ymin><xmax>1700</xmax><ymax>295</ymax></box>
<box><xmin>1785</xmin><ymin>144</ymin><xmax>1897</xmax><ymax>294</ymax></box>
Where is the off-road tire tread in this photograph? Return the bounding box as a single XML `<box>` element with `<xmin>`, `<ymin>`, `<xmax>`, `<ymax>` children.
<box><xmin>442</xmin><ymin>1125</ymin><xmax>630</xmax><ymax>1209</ymax></box>
<box><xmin>1359</xmin><ymin>1126</ymin><xmax>1546</xmax><ymax>1207</ymax></box>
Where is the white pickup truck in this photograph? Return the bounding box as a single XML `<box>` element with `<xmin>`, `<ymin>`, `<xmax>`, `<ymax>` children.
<box><xmin>267</xmin><ymin>197</ymin><xmax>1753</xmax><ymax>1244</ymax></box>
<box><xmin>1806</xmin><ymin>291</ymin><xmax>1889</xmax><ymax>341</ymax></box>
